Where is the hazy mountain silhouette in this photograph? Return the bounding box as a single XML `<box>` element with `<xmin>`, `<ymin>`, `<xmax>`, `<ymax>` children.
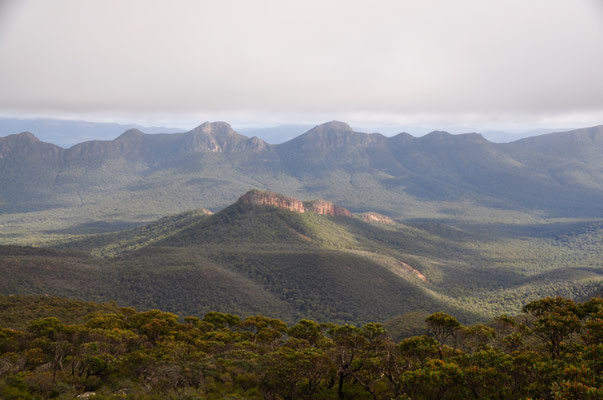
<box><xmin>1</xmin><ymin>121</ymin><xmax>602</xmax><ymax>220</ymax></box>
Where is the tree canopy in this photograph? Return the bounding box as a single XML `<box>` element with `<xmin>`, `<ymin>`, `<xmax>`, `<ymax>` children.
<box><xmin>0</xmin><ymin>295</ymin><xmax>601</xmax><ymax>399</ymax></box>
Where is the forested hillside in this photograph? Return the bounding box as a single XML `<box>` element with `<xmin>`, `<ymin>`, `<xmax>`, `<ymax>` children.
<box><xmin>0</xmin><ymin>295</ymin><xmax>601</xmax><ymax>399</ymax></box>
<box><xmin>1</xmin><ymin>191</ymin><xmax>601</xmax><ymax>325</ymax></box>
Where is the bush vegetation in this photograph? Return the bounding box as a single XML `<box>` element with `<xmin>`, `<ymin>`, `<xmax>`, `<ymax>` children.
<box><xmin>0</xmin><ymin>295</ymin><xmax>601</xmax><ymax>399</ymax></box>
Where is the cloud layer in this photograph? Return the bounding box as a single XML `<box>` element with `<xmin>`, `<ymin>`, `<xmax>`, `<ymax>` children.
<box><xmin>1</xmin><ymin>0</ymin><xmax>602</xmax><ymax>127</ymax></box>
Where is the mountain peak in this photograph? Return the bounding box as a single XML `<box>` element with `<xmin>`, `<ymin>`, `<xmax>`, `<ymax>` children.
<box><xmin>310</xmin><ymin>120</ymin><xmax>354</xmax><ymax>133</ymax></box>
<box><xmin>0</xmin><ymin>131</ymin><xmax>61</xmax><ymax>159</ymax></box>
<box><xmin>421</xmin><ymin>130</ymin><xmax>488</xmax><ymax>145</ymax></box>
<box><xmin>13</xmin><ymin>131</ymin><xmax>40</xmax><ymax>142</ymax></box>
<box><xmin>114</xmin><ymin>128</ymin><xmax>145</xmax><ymax>141</ymax></box>
<box><xmin>424</xmin><ymin>130</ymin><xmax>452</xmax><ymax>138</ymax></box>
<box><xmin>190</xmin><ymin>121</ymin><xmax>236</xmax><ymax>135</ymax></box>
<box><xmin>283</xmin><ymin>121</ymin><xmax>386</xmax><ymax>149</ymax></box>
<box><xmin>183</xmin><ymin>122</ymin><xmax>267</xmax><ymax>152</ymax></box>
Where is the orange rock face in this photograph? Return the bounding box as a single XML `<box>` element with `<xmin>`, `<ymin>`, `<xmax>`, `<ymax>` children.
<box><xmin>359</xmin><ymin>212</ymin><xmax>395</xmax><ymax>224</ymax></box>
<box><xmin>305</xmin><ymin>200</ymin><xmax>352</xmax><ymax>217</ymax></box>
<box><xmin>238</xmin><ymin>190</ymin><xmax>352</xmax><ymax>217</ymax></box>
<box><xmin>239</xmin><ymin>190</ymin><xmax>306</xmax><ymax>213</ymax></box>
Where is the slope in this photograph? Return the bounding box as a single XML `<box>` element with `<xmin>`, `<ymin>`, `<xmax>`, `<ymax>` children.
<box><xmin>2</xmin><ymin>190</ymin><xmax>600</xmax><ymax>325</ymax></box>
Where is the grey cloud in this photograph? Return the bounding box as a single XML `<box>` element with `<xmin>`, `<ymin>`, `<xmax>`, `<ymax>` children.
<box><xmin>0</xmin><ymin>0</ymin><xmax>602</xmax><ymax>127</ymax></box>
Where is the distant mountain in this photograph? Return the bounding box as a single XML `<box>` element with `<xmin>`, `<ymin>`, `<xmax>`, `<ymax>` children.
<box><xmin>238</xmin><ymin>124</ymin><xmax>577</xmax><ymax>144</ymax></box>
<box><xmin>0</xmin><ymin>121</ymin><xmax>602</xmax><ymax>237</ymax></box>
<box><xmin>504</xmin><ymin>125</ymin><xmax>603</xmax><ymax>160</ymax></box>
<box><xmin>281</xmin><ymin>121</ymin><xmax>388</xmax><ymax>150</ymax></box>
<box><xmin>2</xmin><ymin>189</ymin><xmax>600</xmax><ymax>323</ymax></box>
<box><xmin>0</xmin><ymin>121</ymin><xmax>267</xmax><ymax>161</ymax></box>
<box><xmin>481</xmin><ymin>128</ymin><xmax>572</xmax><ymax>143</ymax></box>
<box><xmin>0</xmin><ymin>117</ymin><xmax>183</xmax><ymax>147</ymax></box>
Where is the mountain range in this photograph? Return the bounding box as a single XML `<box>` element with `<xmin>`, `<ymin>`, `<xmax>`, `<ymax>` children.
<box><xmin>1</xmin><ymin>121</ymin><xmax>602</xmax><ymax>243</ymax></box>
<box><xmin>0</xmin><ymin>118</ymin><xmax>573</xmax><ymax>146</ymax></box>
<box><xmin>0</xmin><ymin>117</ymin><xmax>184</xmax><ymax>147</ymax></box>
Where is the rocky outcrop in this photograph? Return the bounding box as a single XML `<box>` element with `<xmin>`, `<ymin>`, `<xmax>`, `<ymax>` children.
<box><xmin>182</xmin><ymin>122</ymin><xmax>268</xmax><ymax>153</ymax></box>
<box><xmin>196</xmin><ymin>208</ymin><xmax>214</xmax><ymax>216</ymax></box>
<box><xmin>238</xmin><ymin>190</ymin><xmax>306</xmax><ymax>213</ymax></box>
<box><xmin>305</xmin><ymin>199</ymin><xmax>352</xmax><ymax>217</ymax></box>
<box><xmin>248</xmin><ymin>136</ymin><xmax>269</xmax><ymax>151</ymax></box>
<box><xmin>358</xmin><ymin>212</ymin><xmax>395</xmax><ymax>224</ymax></box>
<box><xmin>238</xmin><ymin>190</ymin><xmax>352</xmax><ymax>217</ymax></box>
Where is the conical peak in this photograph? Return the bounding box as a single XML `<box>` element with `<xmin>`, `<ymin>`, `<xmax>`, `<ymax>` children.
<box><xmin>11</xmin><ymin>131</ymin><xmax>40</xmax><ymax>142</ymax></box>
<box><xmin>114</xmin><ymin>128</ymin><xmax>145</xmax><ymax>141</ymax></box>
<box><xmin>424</xmin><ymin>130</ymin><xmax>452</xmax><ymax>138</ymax></box>
<box><xmin>285</xmin><ymin>120</ymin><xmax>387</xmax><ymax>149</ymax></box>
<box><xmin>308</xmin><ymin>121</ymin><xmax>354</xmax><ymax>134</ymax></box>
<box><xmin>190</xmin><ymin>121</ymin><xmax>236</xmax><ymax>136</ymax></box>
<box><xmin>183</xmin><ymin>122</ymin><xmax>268</xmax><ymax>152</ymax></box>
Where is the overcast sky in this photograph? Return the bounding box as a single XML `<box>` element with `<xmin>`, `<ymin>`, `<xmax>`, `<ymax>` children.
<box><xmin>0</xmin><ymin>0</ymin><xmax>602</xmax><ymax>132</ymax></box>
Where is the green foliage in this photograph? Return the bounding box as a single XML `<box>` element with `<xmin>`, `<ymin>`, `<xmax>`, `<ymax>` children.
<box><xmin>0</xmin><ymin>295</ymin><xmax>600</xmax><ymax>399</ymax></box>
<box><xmin>425</xmin><ymin>313</ymin><xmax>461</xmax><ymax>347</ymax></box>
<box><xmin>523</xmin><ymin>297</ymin><xmax>586</xmax><ymax>358</ymax></box>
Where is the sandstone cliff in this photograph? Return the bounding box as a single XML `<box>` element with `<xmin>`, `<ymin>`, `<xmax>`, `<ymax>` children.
<box><xmin>238</xmin><ymin>190</ymin><xmax>306</xmax><ymax>213</ymax></box>
<box><xmin>304</xmin><ymin>199</ymin><xmax>352</xmax><ymax>217</ymax></box>
<box><xmin>359</xmin><ymin>212</ymin><xmax>395</xmax><ymax>224</ymax></box>
<box><xmin>238</xmin><ymin>190</ymin><xmax>352</xmax><ymax>217</ymax></box>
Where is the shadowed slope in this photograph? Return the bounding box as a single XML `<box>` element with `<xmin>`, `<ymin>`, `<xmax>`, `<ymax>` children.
<box><xmin>1</xmin><ymin>190</ymin><xmax>591</xmax><ymax>324</ymax></box>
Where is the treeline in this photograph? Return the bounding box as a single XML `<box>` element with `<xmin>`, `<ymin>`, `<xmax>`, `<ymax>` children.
<box><xmin>0</xmin><ymin>296</ymin><xmax>601</xmax><ymax>399</ymax></box>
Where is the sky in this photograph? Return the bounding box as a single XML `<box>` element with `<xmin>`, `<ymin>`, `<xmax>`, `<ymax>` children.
<box><xmin>0</xmin><ymin>0</ymin><xmax>602</xmax><ymax>134</ymax></box>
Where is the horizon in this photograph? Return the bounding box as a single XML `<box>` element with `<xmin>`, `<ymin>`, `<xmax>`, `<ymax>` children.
<box><xmin>1</xmin><ymin>1</ymin><xmax>602</xmax><ymax>138</ymax></box>
<box><xmin>0</xmin><ymin>116</ymin><xmax>594</xmax><ymax>147</ymax></box>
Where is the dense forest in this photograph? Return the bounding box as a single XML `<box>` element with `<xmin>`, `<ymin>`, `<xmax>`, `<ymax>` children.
<box><xmin>2</xmin><ymin>196</ymin><xmax>601</xmax><ymax>326</ymax></box>
<box><xmin>0</xmin><ymin>295</ymin><xmax>601</xmax><ymax>399</ymax></box>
